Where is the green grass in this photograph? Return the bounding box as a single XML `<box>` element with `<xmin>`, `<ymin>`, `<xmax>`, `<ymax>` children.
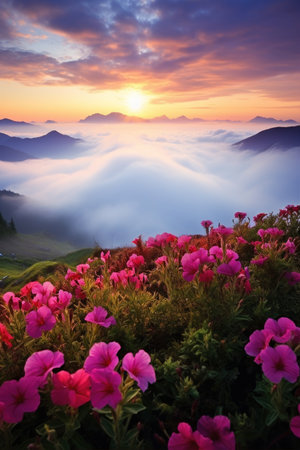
<box><xmin>55</xmin><ymin>248</ymin><xmax>94</xmax><ymax>267</ymax></box>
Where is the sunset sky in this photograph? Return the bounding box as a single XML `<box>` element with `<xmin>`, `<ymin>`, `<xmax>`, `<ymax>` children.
<box><xmin>1</xmin><ymin>0</ymin><xmax>300</xmax><ymax>122</ymax></box>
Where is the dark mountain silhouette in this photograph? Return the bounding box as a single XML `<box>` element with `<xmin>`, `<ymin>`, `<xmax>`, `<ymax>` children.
<box><xmin>0</xmin><ymin>130</ymin><xmax>85</xmax><ymax>158</ymax></box>
<box><xmin>0</xmin><ymin>118</ymin><xmax>36</xmax><ymax>129</ymax></box>
<box><xmin>249</xmin><ymin>116</ymin><xmax>298</xmax><ymax>125</ymax></box>
<box><xmin>0</xmin><ymin>144</ymin><xmax>37</xmax><ymax>162</ymax></box>
<box><xmin>79</xmin><ymin>112</ymin><xmax>204</xmax><ymax>123</ymax></box>
<box><xmin>233</xmin><ymin>125</ymin><xmax>300</xmax><ymax>152</ymax></box>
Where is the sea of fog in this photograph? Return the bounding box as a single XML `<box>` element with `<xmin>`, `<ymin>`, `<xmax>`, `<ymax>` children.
<box><xmin>0</xmin><ymin>122</ymin><xmax>299</xmax><ymax>248</ymax></box>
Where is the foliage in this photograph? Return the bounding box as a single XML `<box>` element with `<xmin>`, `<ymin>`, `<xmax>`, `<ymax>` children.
<box><xmin>0</xmin><ymin>205</ymin><xmax>300</xmax><ymax>449</ymax></box>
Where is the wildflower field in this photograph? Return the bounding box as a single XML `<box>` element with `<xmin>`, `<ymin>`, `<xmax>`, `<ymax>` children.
<box><xmin>0</xmin><ymin>205</ymin><xmax>300</xmax><ymax>449</ymax></box>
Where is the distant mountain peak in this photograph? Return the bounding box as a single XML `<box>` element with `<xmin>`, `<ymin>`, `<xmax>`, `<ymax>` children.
<box><xmin>249</xmin><ymin>116</ymin><xmax>298</xmax><ymax>125</ymax></box>
<box><xmin>233</xmin><ymin>125</ymin><xmax>300</xmax><ymax>152</ymax></box>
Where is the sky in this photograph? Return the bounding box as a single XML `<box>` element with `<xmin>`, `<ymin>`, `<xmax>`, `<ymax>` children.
<box><xmin>0</xmin><ymin>0</ymin><xmax>300</xmax><ymax>122</ymax></box>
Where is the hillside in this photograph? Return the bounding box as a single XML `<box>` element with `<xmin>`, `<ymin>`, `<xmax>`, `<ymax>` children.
<box><xmin>233</xmin><ymin>125</ymin><xmax>300</xmax><ymax>151</ymax></box>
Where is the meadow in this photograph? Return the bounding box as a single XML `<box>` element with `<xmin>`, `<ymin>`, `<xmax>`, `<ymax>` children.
<box><xmin>0</xmin><ymin>205</ymin><xmax>300</xmax><ymax>449</ymax></box>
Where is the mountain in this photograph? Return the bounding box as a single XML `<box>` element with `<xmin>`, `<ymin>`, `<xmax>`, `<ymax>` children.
<box><xmin>0</xmin><ymin>130</ymin><xmax>85</xmax><ymax>159</ymax></box>
<box><xmin>0</xmin><ymin>118</ymin><xmax>36</xmax><ymax>129</ymax></box>
<box><xmin>79</xmin><ymin>112</ymin><xmax>205</xmax><ymax>123</ymax></box>
<box><xmin>249</xmin><ymin>116</ymin><xmax>298</xmax><ymax>125</ymax></box>
<box><xmin>0</xmin><ymin>144</ymin><xmax>36</xmax><ymax>162</ymax></box>
<box><xmin>233</xmin><ymin>125</ymin><xmax>300</xmax><ymax>151</ymax></box>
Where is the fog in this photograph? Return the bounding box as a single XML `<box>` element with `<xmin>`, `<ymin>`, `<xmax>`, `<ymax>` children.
<box><xmin>0</xmin><ymin>122</ymin><xmax>299</xmax><ymax>248</ymax></box>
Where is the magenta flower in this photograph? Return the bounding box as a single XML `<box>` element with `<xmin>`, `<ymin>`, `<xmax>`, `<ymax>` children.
<box><xmin>24</xmin><ymin>350</ymin><xmax>64</xmax><ymax>386</ymax></box>
<box><xmin>0</xmin><ymin>376</ymin><xmax>40</xmax><ymax>423</ymax></box>
<box><xmin>214</xmin><ymin>225</ymin><xmax>233</xmax><ymax>236</ymax></box>
<box><xmin>85</xmin><ymin>306</ymin><xmax>116</xmax><ymax>327</ymax></box>
<box><xmin>260</xmin><ymin>345</ymin><xmax>300</xmax><ymax>384</ymax></box>
<box><xmin>226</xmin><ymin>249</ymin><xmax>239</xmax><ymax>261</ymax></box>
<box><xmin>76</xmin><ymin>263</ymin><xmax>90</xmax><ymax>274</ymax></box>
<box><xmin>146</xmin><ymin>232</ymin><xmax>177</xmax><ymax>248</ymax></box>
<box><xmin>32</xmin><ymin>281</ymin><xmax>56</xmax><ymax>305</ymax></box>
<box><xmin>234</xmin><ymin>211</ymin><xmax>247</xmax><ymax>221</ymax></box>
<box><xmin>48</xmin><ymin>289</ymin><xmax>72</xmax><ymax>313</ymax></box>
<box><xmin>177</xmin><ymin>235</ymin><xmax>192</xmax><ymax>248</ymax></box>
<box><xmin>253</xmin><ymin>213</ymin><xmax>267</xmax><ymax>223</ymax></box>
<box><xmin>197</xmin><ymin>415</ymin><xmax>236</xmax><ymax>450</ymax></box>
<box><xmin>237</xmin><ymin>236</ymin><xmax>248</xmax><ymax>244</ymax></box>
<box><xmin>168</xmin><ymin>422</ymin><xmax>213</xmax><ymax>450</ymax></box>
<box><xmin>100</xmin><ymin>250</ymin><xmax>111</xmax><ymax>263</ymax></box>
<box><xmin>155</xmin><ymin>255</ymin><xmax>168</xmax><ymax>266</ymax></box>
<box><xmin>126</xmin><ymin>253</ymin><xmax>145</xmax><ymax>269</ymax></box>
<box><xmin>290</xmin><ymin>404</ymin><xmax>300</xmax><ymax>438</ymax></box>
<box><xmin>51</xmin><ymin>369</ymin><xmax>91</xmax><ymax>408</ymax></box>
<box><xmin>285</xmin><ymin>272</ymin><xmax>300</xmax><ymax>286</ymax></box>
<box><xmin>199</xmin><ymin>269</ymin><xmax>214</xmax><ymax>284</ymax></box>
<box><xmin>84</xmin><ymin>341</ymin><xmax>121</xmax><ymax>373</ymax></box>
<box><xmin>209</xmin><ymin>246</ymin><xmax>223</xmax><ymax>260</ymax></box>
<box><xmin>283</xmin><ymin>238</ymin><xmax>296</xmax><ymax>254</ymax></box>
<box><xmin>25</xmin><ymin>306</ymin><xmax>56</xmax><ymax>338</ymax></box>
<box><xmin>244</xmin><ymin>329</ymin><xmax>274</xmax><ymax>364</ymax></box>
<box><xmin>264</xmin><ymin>317</ymin><xmax>296</xmax><ymax>344</ymax></box>
<box><xmin>251</xmin><ymin>256</ymin><xmax>269</xmax><ymax>266</ymax></box>
<box><xmin>122</xmin><ymin>349</ymin><xmax>156</xmax><ymax>392</ymax></box>
<box><xmin>90</xmin><ymin>368</ymin><xmax>122</xmax><ymax>410</ymax></box>
<box><xmin>2</xmin><ymin>291</ymin><xmax>22</xmax><ymax>310</ymax></box>
<box><xmin>201</xmin><ymin>220</ymin><xmax>213</xmax><ymax>230</ymax></box>
<box><xmin>182</xmin><ymin>249</ymin><xmax>214</xmax><ymax>282</ymax></box>
<box><xmin>217</xmin><ymin>259</ymin><xmax>241</xmax><ymax>276</ymax></box>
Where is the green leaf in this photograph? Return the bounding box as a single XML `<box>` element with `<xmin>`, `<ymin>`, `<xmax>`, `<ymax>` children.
<box><xmin>122</xmin><ymin>403</ymin><xmax>146</xmax><ymax>415</ymax></box>
<box><xmin>100</xmin><ymin>417</ymin><xmax>115</xmax><ymax>439</ymax></box>
<box><xmin>265</xmin><ymin>409</ymin><xmax>279</xmax><ymax>427</ymax></box>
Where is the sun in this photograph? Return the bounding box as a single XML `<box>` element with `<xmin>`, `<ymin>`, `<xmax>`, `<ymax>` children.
<box><xmin>124</xmin><ymin>89</ymin><xmax>147</xmax><ymax>114</ymax></box>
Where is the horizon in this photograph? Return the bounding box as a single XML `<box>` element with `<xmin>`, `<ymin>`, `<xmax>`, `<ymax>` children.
<box><xmin>1</xmin><ymin>1</ymin><xmax>300</xmax><ymax>122</ymax></box>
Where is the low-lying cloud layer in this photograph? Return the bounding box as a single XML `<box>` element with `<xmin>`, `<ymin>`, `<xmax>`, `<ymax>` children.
<box><xmin>0</xmin><ymin>123</ymin><xmax>299</xmax><ymax>247</ymax></box>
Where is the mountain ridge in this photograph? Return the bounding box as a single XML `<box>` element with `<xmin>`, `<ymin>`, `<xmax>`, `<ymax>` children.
<box><xmin>233</xmin><ymin>125</ymin><xmax>300</xmax><ymax>152</ymax></box>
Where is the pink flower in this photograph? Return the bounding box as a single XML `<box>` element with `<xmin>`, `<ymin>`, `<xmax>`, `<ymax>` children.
<box><xmin>0</xmin><ymin>376</ymin><xmax>40</xmax><ymax>423</ymax></box>
<box><xmin>251</xmin><ymin>256</ymin><xmax>269</xmax><ymax>266</ymax></box>
<box><xmin>226</xmin><ymin>249</ymin><xmax>239</xmax><ymax>261</ymax></box>
<box><xmin>126</xmin><ymin>253</ymin><xmax>145</xmax><ymax>269</ymax></box>
<box><xmin>76</xmin><ymin>263</ymin><xmax>90</xmax><ymax>274</ymax></box>
<box><xmin>234</xmin><ymin>211</ymin><xmax>247</xmax><ymax>221</ymax></box>
<box><xmin>253</xmin><ymin>213</ymin><xmax>267</xmax><ymax>223</ymax></box>
<box><xmin>209</xmin><ymin>246</ymin><xmax>223</xmax><ymax>260</ymax></box>
<box><xmin>25</xmin><ymin>306</ymin><xmax>56</xmax><ymax>338</ymax></box>
<box><xmin>199</xmin><ymin>269</ymin><xmax>214</xmax><ymax>284</ymax></box>
<box><xmin>217</xmin><ymin>260</ymin><xmax>241</xmax><ymax>276</ymax></box>
<box><xmin>146</xmin><ymin>232</ymin><xmax>177</xmax><ymax>248</ymax></box>
<box><xmin>260</xmin><ymin>345</ymin><xmax>300</xmax><ymax>384</ymax></box>
<box><xmin>32</xmin><ymin>281</ymin><xmax>56</xmax><ymax>305</ymax></box>
<box><xmin>237</xmin><ymin>236</ymin><xmax>248</xmax><ymax>244</ymax></box>
<box><xmin>290</xmin><ymin>404</ymin><xmax>300</xmax><ymax>438</ymax></box>
<box><xmin>122</xmin><ymin>349</ymin><xmax>156</xmax><ymax>392</ymax></box>
<box><xmin>51</xmin><ymin>369</ymin><xmax>90</xmax><ymax>408</ymax></box>
<box><xmin>177</xmin><ymin>235</ymin><xmax>192</xmax><ymax>248</ymax></box>
<box><xmin>24</xmin><ymin>350</ymin><xmax>64</xmax><ymax>386</ymax></box>
<box><xmin>155</xmin><ymin>255</ymin><xmax>168</xmax><ymax>266</ymax></box>
<box><xmin>85</xmin><ymin>306</ymin><xmax>116</xmax><ymax>327</ymax></box>
<box><xmin>0</xmin><ymin>323</ymin><xmax>13</xmax><ymax>347</ymax></box>
<box><xmin>168</xmin><ymin>422</ymin><xmax>213</xmax><ymax>450</ymax></box>
<box><xmin>84</xmin><ymin>342</ymin><xmax>121</xmax><ymax>373</ymax></box>
<box><xmin>244</xmin><ymin>329</ymin><xmax>273</xmax><ymax>364</ymax></box>
<box><xmin>90</xmin><ymin>368</ymin><xmax>122</xmax><ymax>410</ymax></box>
<box><xmin>257</xmin><ymin>229</ymin><xmax>267</xmax><ymax>239</ymax></box>
<box><xmin>201</xmin><ymin>220</ymin><xmax>213</xmax><ymax>230</ymax></box>
<box><xmin>214</xmin><ymin>226</ymin><xmax>233</xmax><ymax>236</ymax></box>
<box><xmin>2</xmin><ymin>291</ymin><xmax>22</xmax><ymax>310</ymax></box>
<box><xmin>197</xmin><ymin>415</ymin><xmax>235</xmax><ymax>450</ymax></box>
<box><xmin>285</xmin><ymin>272</ymin><xmax>300</xmax><ymax>286</ymax></box>
<box><xmin>264</xmin><ymin>317</ymin><xmax>296</xmax><ymax>343</ymax></box>
<box><xmin>101</xmin><ymin>251</ymin><xmax>111</xmax><ymax>263</ymax></box>
<box><xmin>182</xmin><ymin>249</ymin><xmax>214</xmax><ymax>282</ymax></box>
<box><xmin>283</xmin><ymin>238</ymin><xmax>296</xmax><ymax>254</ymax></box>
<box><xmin>48</xmin><ymin>289</ymin><xmax>72</xmax><ymax>313</ymax></box>
<box><xmin>265</xmin><ymin>227</ymin><xmax>284</xmax><ymax>238</ymax></box>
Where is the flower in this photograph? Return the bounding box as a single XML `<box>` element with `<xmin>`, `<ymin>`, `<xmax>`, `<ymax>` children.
<box><xmin>0</xmin><ymin>323</ymin><xmax>13</xmax><ymax>347</ymax></box>
<box><xmin>25</xmin><ymin>306</ymin><xmax>56</xmax><ymax>338</ymax></box>
<box><xmin>217</xmin><ymin>259</ymin><xmax>241</xmax><ymax>276</ymax></box>
<box><xmin>283</xmin><ymin>238</ymin><xmax>296</xmax><ymax>254</ymax></box>
<box><xmin>264</xmin><ymin>317</ymin><xmax>296</xmax><ymax>344</ymax></box>
<box><xmin>2</xmin><ymin>291</ymin><xmax>22</xmax><ymax>310</ymax></box>
<box><xmin>85</xmin><ymin>306</ymin><xmax>116</xmax><ymax>327</ymax></box>
<box><xmin>100</xmin><ymin>250</ymin><xmax>111</xmax><ymax>263</ymax></box>
<box><xmin>250</xmin><ymin>256</ymin><xmax>269</xmax><ymax>266</ymax></box>
<box><xmin>253</xmin><ymin>213</ymin><xmax>267</xmax><ymax>223</ymax></box>
<box><xmin>209</xmin><ymin>246</ymin><xmax>223</xmax><ymax>260</ymax></box>
<box><xmin>90</xmin><ymin>368</ymin><xmax>122</xmax><ymax>410</ymax></box>
<box><xmin>182</xmin><ymin>249</ymin><xmax>214</xmax><ymax>282</ymax></box>
<box><xmin>155</xmin><ymin>255</ymin><xmax>168</xmax><ymax>266</ymax></box>
<box><xmin>51</xmin><ymin>369</ymin><xmax>90</xmax><ymax>408</ymax></box>
<box><xmin>24</xmin><ymin>350</ymin><xmax>64</xmax><ymax>386</ymax></box>
<box><xmin>0</xmin><ymin>376</ymin><xmax>40</xmax><ymax>423</ymax></box>
<box><xmin>31</xmin><ymin>281</ymin><xmax>56</xmax><ymax>305</ymax></box>
<box><xmin>290</xmin><ymin>404</ymin><xmax>300</xmax><ymax>438</ymax></box>
<box><xmin>48</xmin><ymin>289</ymin><xmax>72</xmax><ymax>313</ymax></box>
<box><xmin>197</xmin><ymin>415</ymin><xmax>235</xmax><ymax>450</ymax></box>
<box><xmin>84</xmin><ymin>342</ymin><xmax>121</xmax><ymax>373</ymax></box>
<box><xmin>126</xmin><ymin>253</ymin><xmax>145</xmax><ymax>269</ymax></box>
<box><xmin>168</xmin><ymin>422</ymin><xmax>213</xmax><ymax>450</ymax></box>
<box><xmin>76</xmin><ymin>263</ymin><xmax>90</xmax><ymax>274</ymax></box>
<box><xmin>260</xmin><ymin>345</ymin><xmax>300</xmax><ymax>384</ymax></box>
<box><xmin>122</xmin><ymin>349</ymin><xmax>156</xmax><ymax>392</ymax></box>
<box><xmin>234</xmin><ymin>211</ymin><xmax>247</xmax><ymax>221</ymax></box>
<box><xmin>199</xmin><ymin>269</ymin><xmax>214</xmax><ymax>284</ymax></box>
<box><xmin>146</xmin><ymin>232</ymin><xmax>177</xmax><ymax>248</ymax></box>
<box><xmin>244</xmin><ymin>329</ymin><xmax>273</xmax><ymax>364</ymax></box>
<box><xmin>201</xmin><ymin>220</ymin><xmax>213</xmax><ymax>230</ymax></box>
<box><xmin>177</xmin><ymin>235</ymin><xmax>192</xmax><ymax>248</ymax></box>
<box><xmin>214</xmin><ymin>225</ymin><xmax>233</xmax><ymax>236</ymax></box>
<box><xmin>285</xmin><ymin>272</ymin><xmax>300</xmax><ymax>286</ymax></box>
<box><xmin>237</xmin><ymin>236</ymin><xmax>248</xmax><ymax>244</ymax></box>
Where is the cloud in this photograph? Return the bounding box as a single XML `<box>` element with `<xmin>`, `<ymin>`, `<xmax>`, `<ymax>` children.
<box><xmin>0</xmin><ymin>0</ymin><xmax>299</xmax><ymax>102</ymax></box>
<box><xmin>0</xmin><ymin>123</ymin><xmax>299</xmax><ymax>247</ymax></box>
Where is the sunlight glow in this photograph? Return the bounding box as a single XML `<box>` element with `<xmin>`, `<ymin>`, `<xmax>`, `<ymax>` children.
<box><xmin>124</xmin><ymin>90</ymin><xmax>147</xmax><ymax>114</ymax></box>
